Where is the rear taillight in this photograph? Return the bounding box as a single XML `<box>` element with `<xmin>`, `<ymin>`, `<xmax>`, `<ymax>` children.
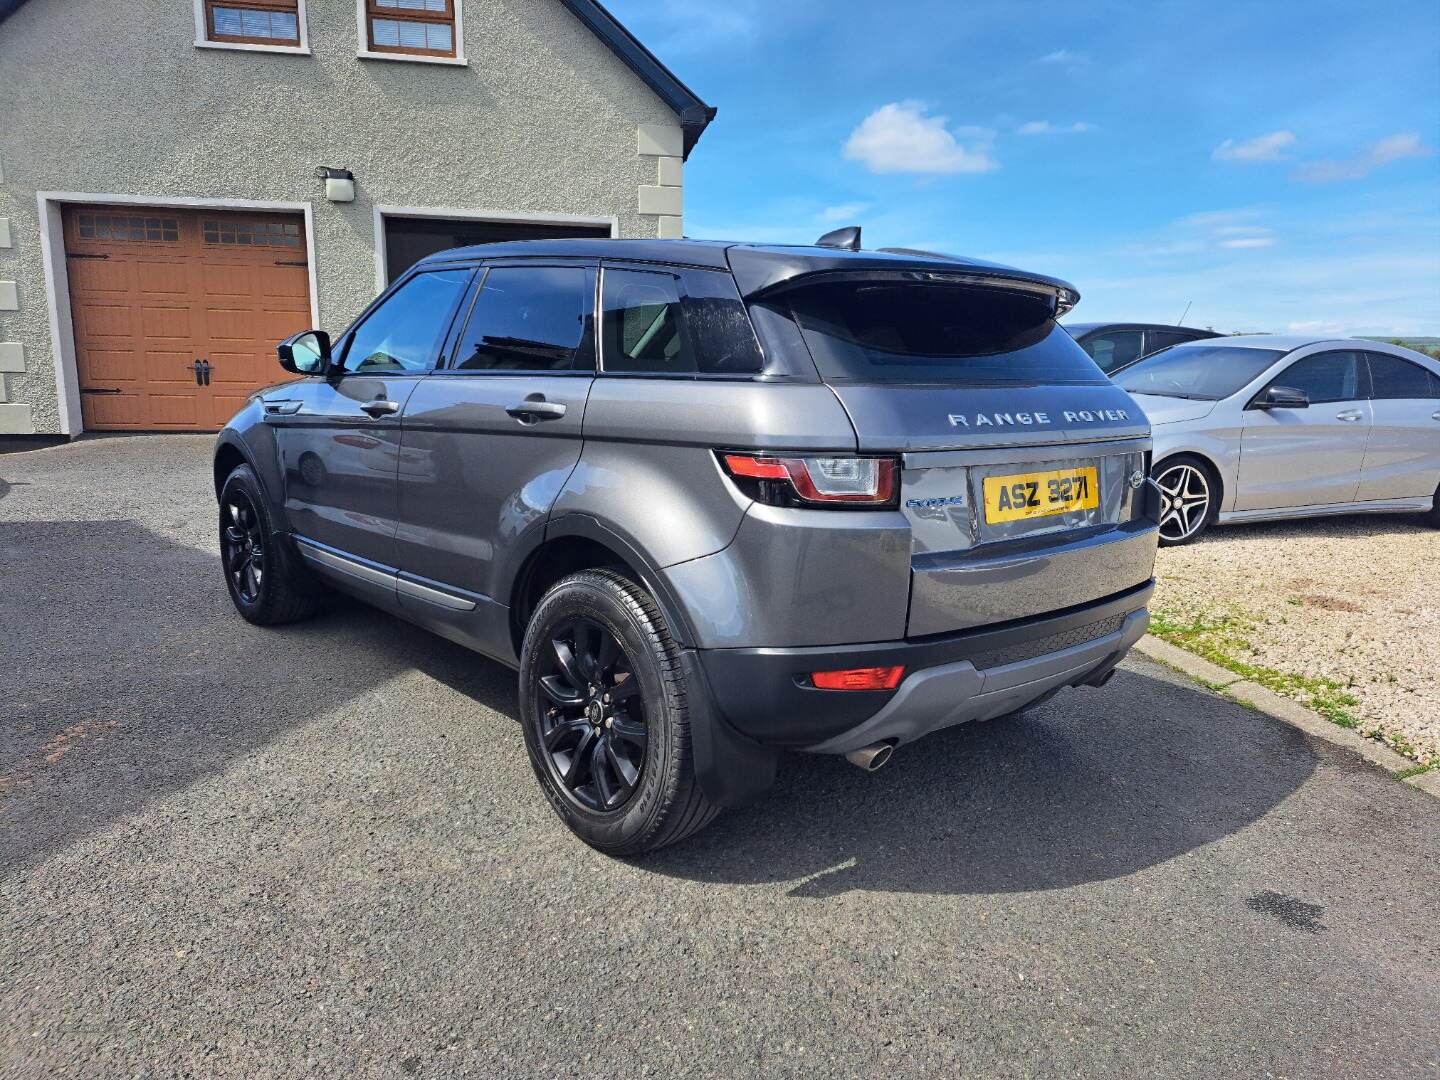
<box><xmin>720</xmin><ymin>453</ymin><xmax>898</xmax><ymax>508</ymax></box>
<box><xmin>810</xmin><ymin>666</ymin><xmax>906</xmax><ymax>691</ymax></box>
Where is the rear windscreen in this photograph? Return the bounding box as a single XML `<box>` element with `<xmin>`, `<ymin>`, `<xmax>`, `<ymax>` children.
<box><xmin>786</xmin><ymin>281</ymin><xmax>1108</xmax><ymax>386</ymax></box>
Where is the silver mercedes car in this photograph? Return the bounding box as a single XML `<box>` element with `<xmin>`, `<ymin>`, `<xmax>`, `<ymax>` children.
<box><xmin>1113</xmin><ymin>335</ymin><xmax>1440</xmax><ymax>545</ymax></box>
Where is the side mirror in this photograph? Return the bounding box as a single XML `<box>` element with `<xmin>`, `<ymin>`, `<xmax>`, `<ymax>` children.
<box><xmin>277</xmin><ymin>330</ymin><xmax>331</xmax><ymax>375</ymax></box>
<box><xmin>1252</xmin><ymin>385</ymin><xmax>1309</xmax><ymax>410</ymax></box>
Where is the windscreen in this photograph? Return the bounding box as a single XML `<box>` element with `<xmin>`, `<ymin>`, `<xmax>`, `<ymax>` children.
<box><xmin>1115</xmin><ymin>344</ymin><xmax>1287</xmax><ymax>400</ymax></box>
<box><xmin>786</xmin><ymin>281</ymin><xmax>1107</xmax><ymax>386</ymax></box>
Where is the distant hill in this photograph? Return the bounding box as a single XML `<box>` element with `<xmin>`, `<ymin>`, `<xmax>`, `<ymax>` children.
<box><xmin>1361</xmin><ymin>336</ymin><xmax>1440</xmax><ymax>346</ymax></box>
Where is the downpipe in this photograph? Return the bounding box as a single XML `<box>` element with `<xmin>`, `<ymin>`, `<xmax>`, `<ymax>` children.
<box><xmin>844</xmin><ymin>741</ymin><xmax>895</xmax><ymax>773</ymax></box>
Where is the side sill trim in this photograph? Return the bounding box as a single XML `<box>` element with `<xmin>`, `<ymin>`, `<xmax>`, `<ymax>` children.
<box><xmin>294</xmin><ymin>538</ymin><xmax>396</xmax><ymax>589</ymax></box>
<box><xmin>1217</xmin><ymin>497</ymin><xmax>1430</xmax><ymax>524</ymax></box>
<box><xmin>396</xmin><ymin>573</ymin><xmax>480</xmax><ymax>612</ymax></box>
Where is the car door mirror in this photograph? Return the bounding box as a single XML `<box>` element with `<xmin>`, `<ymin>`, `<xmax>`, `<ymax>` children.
<box><xmin>277</xmin><ymin>330</ymin><xmax>331</xmax><ymax>375</ymax></box>
<box><xmin>1252</xmin><ymin>385</ymin><xmax>1309</xmax><ymax>410</ymax></box>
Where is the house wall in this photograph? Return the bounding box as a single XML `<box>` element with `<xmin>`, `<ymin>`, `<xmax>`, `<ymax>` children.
<box><xmin>0</xmin><ymin>0</ymin><xmax>687</xmax><ymax>435</ymax></box>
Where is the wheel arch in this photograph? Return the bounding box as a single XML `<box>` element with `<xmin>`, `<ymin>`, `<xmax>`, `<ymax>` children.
<box><xmin>509</xmin><ymin>515</ymin><xmax>699</xmax><ymax>658</ymax></box>
<box><xmin>1152</xmin><ymin>448</ymin><xmax>1226</xmax><ymax>520</ymax></box>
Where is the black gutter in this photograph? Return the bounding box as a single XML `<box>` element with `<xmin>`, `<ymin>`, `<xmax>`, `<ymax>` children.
<box><xmin>557</xmin><ymin>0</ymin><xmax>717</xmax><ymax>158</ymax></box>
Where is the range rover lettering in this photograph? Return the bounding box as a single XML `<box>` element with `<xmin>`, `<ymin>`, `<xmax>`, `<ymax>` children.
<box><xmin>213</xmin><ymin>229</ymin><xmax>1161</xmax><ymax>854</ymax></box>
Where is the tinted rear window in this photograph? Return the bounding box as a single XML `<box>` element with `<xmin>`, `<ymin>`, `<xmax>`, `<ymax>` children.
<box><xmin>1116</xmin><ymin>344</ymin><xmax>1287</xmax><ymax>401</ymax></box>
<box><xmin>787</xmin><ymin>281</ymin><xmax>1106</xmax><ymax>386</ymax></box>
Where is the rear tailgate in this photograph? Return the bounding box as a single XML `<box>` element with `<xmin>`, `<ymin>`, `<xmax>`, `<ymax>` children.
<box><xmin>829</xmin><ymin>383</ymin><xmax>1156</xmax><ymax>636</ymax></box>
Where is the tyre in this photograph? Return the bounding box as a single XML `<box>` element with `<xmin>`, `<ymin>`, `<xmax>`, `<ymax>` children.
<box><xmin>1152</xmin><ymin>455</ymin><xmax>1217</xmax><ymax>546</ymax></box>
<box><xmin>519</xmin><ymin>569</ymin><xmax>719</xmax><ymax>855</ymax></box>
<box><xmin>1425</xmin><ymin>481</ymin><xmax>1440</xmax><ymax>528</ymax></box>
<box><xmin>218</xmin><ymin>464</ymin><xmax>322</xmax><ymax>626</ymax></box>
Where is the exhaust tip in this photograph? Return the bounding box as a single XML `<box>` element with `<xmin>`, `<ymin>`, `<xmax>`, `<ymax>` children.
<box><xmin>845</xmin><ymin>741</ymin><xmax>895</xmax><ymax>773</ymax></box>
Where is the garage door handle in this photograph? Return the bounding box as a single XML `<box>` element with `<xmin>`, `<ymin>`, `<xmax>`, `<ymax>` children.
<box><xmin>360</xmin><ymin>399</ymin><xmax>400</xmax><ymax>418</ymax></box>
<box><xmin>505</xmin><ymin>399</ymin><xmax>567</xmax><ymax>423</ymax></box>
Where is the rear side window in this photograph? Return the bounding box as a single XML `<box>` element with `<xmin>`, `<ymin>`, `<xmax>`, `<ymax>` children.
<box><xmin>1270</xmin><ymin>351</ymin><xmax>1362</xmax><ymax>404</ymax></box>
<box><xmin>600</xmin><ymin>267</ymin><xmax>764</xmax><ymax>376</ymax></box>
<box><xmin>786</xmin><ymin>281</ymin><xmax>1106</xmax><ymax>385</ymax></box>
<box><xmin>451</xmin><ymin>266</ymin><xmax>590</xmax><ymax>372</ymax></box>
<box><xmin>343</xmin><ymin>268</ymin><xmax>472</xmax><ymax>374</ymax></box>
<box><xmin>1366</xmin><ymin>352</ymin><xmax>1439</xmax><ymax>399</ymax></box>
<box><xmin>1082</xmin><ymin>330</ymin><xmax>1144</xmax><ymax>373</ymax></box>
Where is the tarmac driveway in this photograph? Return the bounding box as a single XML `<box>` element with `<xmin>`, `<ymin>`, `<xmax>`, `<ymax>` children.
<box><xmin>2</xmin><ymin>435</ymin><xmax>1438</xmax><ymax>1079</ymax></box>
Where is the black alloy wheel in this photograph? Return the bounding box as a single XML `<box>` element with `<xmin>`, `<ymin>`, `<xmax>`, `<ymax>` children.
<box><xmin>221</xmin><ymin>491</ymin><xmax>266</xmax><ymax>605</ymax></box>
<box><xmin>534</xmin><ymin>616</ymin><xmax>649</xmax><ymax>813</ymax></box>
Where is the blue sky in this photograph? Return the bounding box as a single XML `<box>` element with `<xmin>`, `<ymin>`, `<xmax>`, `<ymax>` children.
<box><xmin>605</xmin><ymin>0</ymin><xmax>1440</xmax><ymax>336</ymax></box>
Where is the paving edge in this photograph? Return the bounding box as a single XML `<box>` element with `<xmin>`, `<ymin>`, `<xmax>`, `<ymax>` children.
<box><xmin>1132</xmin><ymin>635</ymin><xmax>1434</xmax><ymax>796</ymax></box>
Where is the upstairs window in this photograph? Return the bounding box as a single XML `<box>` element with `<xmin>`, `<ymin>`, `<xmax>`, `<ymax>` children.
<box><xmin>365</xmin><ymin>0</ymin><xmax>458</xmax><ymax>57</ymax></box>
<box><xmin>203</xmin><ymin>0</ymin><xmax>302</xmax><ymax>46</ymax></box>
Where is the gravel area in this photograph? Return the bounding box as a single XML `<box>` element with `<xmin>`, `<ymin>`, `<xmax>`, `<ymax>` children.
<box><xmin>2</xmin><ymin>435</ymin><xmax>1438</xmax><ymax>1078</ymax></box>
<box><xmin>1154</xmin><ymin>515</ymin><xmax>1440</xmax><ymax>765</ymax></box>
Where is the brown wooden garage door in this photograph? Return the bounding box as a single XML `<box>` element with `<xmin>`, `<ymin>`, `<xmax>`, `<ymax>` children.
<box><xmin>64</xmin><ymin>205</ymin><xmax>311</xmax><ymax>431</ymax></box>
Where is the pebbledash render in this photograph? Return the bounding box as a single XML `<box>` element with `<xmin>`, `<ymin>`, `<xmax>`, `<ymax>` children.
<box><xmin>0</xmin><ymin>0</ymin><xmax>712</xmax><ymax>437</ymax></box>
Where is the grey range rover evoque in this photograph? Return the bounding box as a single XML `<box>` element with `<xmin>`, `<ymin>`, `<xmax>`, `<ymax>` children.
<box><xmin>213</xmin><ymin>229</ymin><xmax>1161</xmax><ymax>854</ymax></box>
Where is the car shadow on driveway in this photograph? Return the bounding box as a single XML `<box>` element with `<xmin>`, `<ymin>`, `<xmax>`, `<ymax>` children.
<box><xmin>641</xmin><ymin>665</ymin><xmax>1321</xmax><ymax>897</ymax></box>
<box><xmin>3</xmin><ymin>517</ymin><xmax>1319</xmax><ymax>898</ymax></box>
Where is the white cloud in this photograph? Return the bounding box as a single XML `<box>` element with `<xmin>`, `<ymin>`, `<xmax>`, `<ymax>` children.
<box><xmin>819</xmin><ymin>202</ymin><xmax>871</xmax><ymax>222</ymax></box>
<box><xmin>843</xmin><ymin>102</ymin><xmax>998</xmax><ymax>175</ymax></box>
<box><xmin>1286</xmin><ymin>320</ymin><xmax>1347</xmax><ymax>335</ymax></box>
<box><xmin>1017</xmin><ymin>120</ymin><xmax>1094</xmax><ymax>136</ymax></box>
<box><xmin>1219</xmin><ymin>236</ymin><xmax>1276</xmax><ymax>249</ymax></box>
<box><xmin>1035</xmin><ymin>49</ymin><xmax>1086</xmax><ymax>67</ymax></box>
<box><xmin>1212</xmin><ymin>130</ymin><xmax>1296</xmax><ymax>163</ymax></box>
<box><xmin>1293</xmin><ymin>132</ymin><xmax>1432</xmax><ymax>183</ymax></box>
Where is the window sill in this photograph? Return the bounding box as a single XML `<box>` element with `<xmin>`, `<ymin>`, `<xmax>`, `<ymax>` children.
<box><xmin>195</xmin><ymin>39</ymin><xmax>311</xmax><ymax>55</ymax></box>
<box><xmin>357</xmin><ymin>49</ymin><xmax>468</xmax><ymax>67</ymax></box>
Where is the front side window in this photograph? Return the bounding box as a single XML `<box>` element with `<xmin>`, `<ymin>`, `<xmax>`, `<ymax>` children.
<box><xmin>787</xmin><ymin>280</ymin><xmax>1106</xmax><ymax>386</ymax></box>
<box><xmin>1115</xmin><ymin>344</ymin><xmax>1287</xmax><ymax>401</ymax></box>
<box><xmin>366</xmin><ymin>0</ymin><xmax>456</xmax><ymax>56</ymax></box>
<box><xmin>342</xmin><ymin>269</ymin><xmax>472</xmax><ymax>374</ymax></box>
<box><xmin>1145</xmin><ymin>330</ymin><xmax>1203</xmax><ymax>356</ymax></box>
<box><xmin>1366</xmin><ymin>352</ymin><xmax>1440</xmax><ymax>400</ymax></box>
<box><xmin>204</xmin><ymin>0</ymin><xmax>301</xmax><ymax>45</ymax></box>
<box><xmin>1082</xmin><ymin>330</ymin><xmax>1145</xmax><ymax>373</ymax></box>
<box><xmin>451</xmin><ymin>266</ymin><xmax>589</xmax><ymax>372</ymax></box>
<box><xmin>1267</xmin><ymin>351</ymin><xmax>1362</xmax><ymax>404</ymax></box>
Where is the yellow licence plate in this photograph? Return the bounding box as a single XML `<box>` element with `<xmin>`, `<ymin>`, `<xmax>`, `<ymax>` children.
<box><xmin>983</xmin><ymin>466</ymin><xmax>1100</xmax><ymax>524</ymax></box>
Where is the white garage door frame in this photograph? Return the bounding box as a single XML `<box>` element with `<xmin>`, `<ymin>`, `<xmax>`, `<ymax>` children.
<box><xmin>36</xmin><ymin>191</ymin><xmax>320</xmax><ymax>436</ymax></box>
<box><xmin>371</xmin><ymin>205</ymin><xmax>620</xmax><ymax>294</ymax></box>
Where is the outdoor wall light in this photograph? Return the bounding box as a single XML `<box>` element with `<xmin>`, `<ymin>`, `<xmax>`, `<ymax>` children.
<box><xmin>316</xmin><ymin>167</ymin><xmax>356</xmax><ymax>203</ymax></box>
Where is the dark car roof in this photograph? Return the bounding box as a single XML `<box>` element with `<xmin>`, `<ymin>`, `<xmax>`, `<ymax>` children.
<box><xmin>1064</xmin><ymin>322</ymin><xmax>1219</xmax><ymax>338</ymax></box>
<box><xmin>416</xmin><ymin>238</ymin><xmax>1080</xmax><ymax>302</ymax></box>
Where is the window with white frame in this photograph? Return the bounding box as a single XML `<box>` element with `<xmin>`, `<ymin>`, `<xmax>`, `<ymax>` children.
<box><xmin>364</xmin><ymin>0</ymin><xmax>459</xmax><ymax>58</ymax></box>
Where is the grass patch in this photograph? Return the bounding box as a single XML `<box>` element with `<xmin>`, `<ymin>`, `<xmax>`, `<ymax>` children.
<box><xmin>1395</xmin><ymin>764</ymin><xmax>1433</xmax><ymax>781</ymax></box>
<box><xmin>1150</xmin><ymin>608</ymin><xmax>1362</xmax><ymax>728</ymax></box>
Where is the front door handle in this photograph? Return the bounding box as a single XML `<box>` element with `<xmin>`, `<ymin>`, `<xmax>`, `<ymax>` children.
<box><xmin>1431</xmin><ymin>411</ymin><xmax>1440</xmax><ymax>421</ymax></box>
<box><xmin>360</xmin><ymin>399</ymin><xmax>400</xmax><ymax>418</ymax></box>
<box><xmin>505</xmin><ymin>398</ymin><xmax>567</xmax><ymax>423</ymax></box>
<box><xmin>263</xmin><ymin>400</ymin><xmax>303</xmax><ymax>416</ymax></box>
<box><xmin>1335</xmin><ymin>410</ymin><xmax>1364</xmax><ymax>422</ymax></box>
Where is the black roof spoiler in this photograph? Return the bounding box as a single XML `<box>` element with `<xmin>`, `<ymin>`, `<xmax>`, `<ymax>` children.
<box><xmin>728</xmin><ymin>244</ymin><xmax>1080</xmax><ymax>317</ymax></box>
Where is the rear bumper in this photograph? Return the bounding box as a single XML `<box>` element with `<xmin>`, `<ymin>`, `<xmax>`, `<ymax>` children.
<box><xmin>695</xmin><ymin>581</ymin><xmax>1153</xmax><ymax>753</ymax></box>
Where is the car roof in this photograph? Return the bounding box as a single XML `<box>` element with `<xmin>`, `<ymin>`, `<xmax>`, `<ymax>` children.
<box><xmin>1063</xmin><ymin>322</ymin><xmax>1217</xmax><ymax>336</ymax></box>
<box><xmin>415</xmin><ymin>238</ymin><xmax>1080</xmax><ymax>300</ymax></box>
<box><xmin>1169</xmin><ymin>333</ymin><xmax>1361</xmax><ymax>351</ymax></box>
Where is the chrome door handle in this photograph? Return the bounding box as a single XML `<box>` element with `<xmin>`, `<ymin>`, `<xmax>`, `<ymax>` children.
<box><xmin>1431</xmin><ymin>411</ymin><xmax>1440</xmax><ymax>421</ymax></box>
<box><xmin>1335</xmin><ymin>410</ymin><xmax>1363</xmax><ymax>422</ymax></box>
<box><xmin>505</xmin><ymin>399</ymin><xmax>567</xmax><ymax>423</ymax></box>
<box><xmin>360</xmin><ymin>399</ymin><xmax>400</xmax><ymax>418</ymax></box>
